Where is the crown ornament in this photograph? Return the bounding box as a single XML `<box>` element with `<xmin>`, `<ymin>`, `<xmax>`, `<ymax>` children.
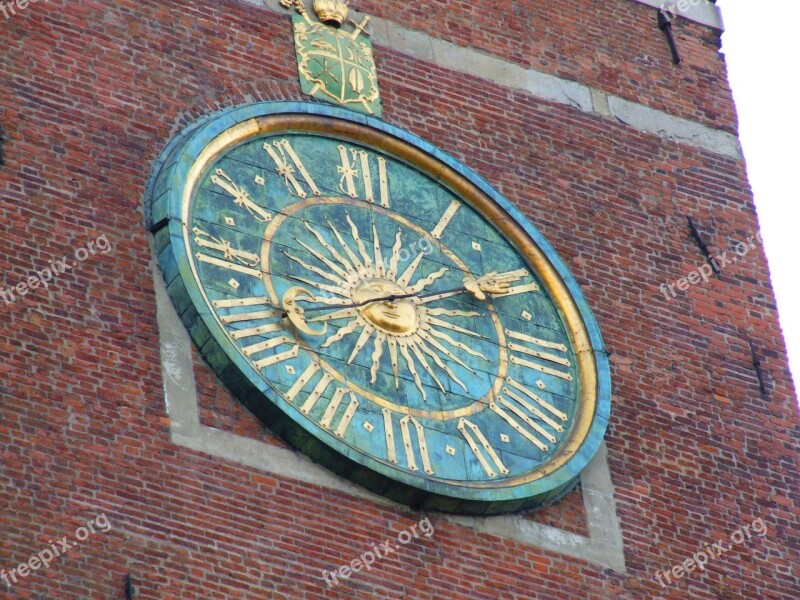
<box><xmin>313</xmin><ymin>0</ymin><xmax>349</xmax><ymax>27</ymax></box>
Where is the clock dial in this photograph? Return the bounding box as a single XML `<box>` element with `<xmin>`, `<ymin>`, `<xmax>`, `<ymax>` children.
<box><xmin>150</xmin><ymin>103</ymin><xmax>610</xmax><ymax>513</ymax></box>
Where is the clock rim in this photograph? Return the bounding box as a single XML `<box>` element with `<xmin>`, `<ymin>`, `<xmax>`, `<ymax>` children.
<box><xmin>147</xmin><ymin>101</ymin><xmax>611</xmax><ymax>513</ymax></box>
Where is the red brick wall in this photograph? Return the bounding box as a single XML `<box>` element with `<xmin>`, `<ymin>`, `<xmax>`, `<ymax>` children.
<box><xmin>360</xmin><ymin>0</ymin><xmax>737</xmax><ymax>132</ymax></box>
<box><xmin>1</xmin><ymin>0</ymin><xmax>797</xmax><ymax>598</ymax></box>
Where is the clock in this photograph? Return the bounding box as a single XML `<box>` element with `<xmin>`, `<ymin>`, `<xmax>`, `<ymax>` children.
<box><xmin>147</xmin><ymin>102</ymin><xmax>610</xmax><ymax>515</ymax></box>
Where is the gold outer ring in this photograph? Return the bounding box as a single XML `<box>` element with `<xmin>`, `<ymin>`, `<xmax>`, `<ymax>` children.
<box><xmin>181</xmin><ymin>114</ymin><xmax>598</xmax><ymax>487</ymax></box>
<box><xmin>261</xmin><ymin>197</ymin><xmax>508</xmax><ymax>420</ymax></box>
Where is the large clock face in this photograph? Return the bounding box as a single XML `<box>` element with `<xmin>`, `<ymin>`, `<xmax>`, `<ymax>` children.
<box><xmin>149</xmin><ymin>103</ymin><xmax>610</xmax><ymax>514</ymax></box>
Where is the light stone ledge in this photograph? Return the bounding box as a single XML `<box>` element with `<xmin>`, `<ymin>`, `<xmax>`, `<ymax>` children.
<box><xmin>152</xmin><ymin>263</ymin><xmax>627</xmax><ymax>572</ymax></box>
<box><xmin>632</xmin><ymin>0</ymin><xmax>723</xmax><ymax>30</ymax></box>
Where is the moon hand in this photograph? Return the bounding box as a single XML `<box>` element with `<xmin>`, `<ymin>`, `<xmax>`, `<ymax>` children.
<box><xmin>281</xmin><ymin>286</ymin><xmax>328</xmax><ymax>337</ymax></box>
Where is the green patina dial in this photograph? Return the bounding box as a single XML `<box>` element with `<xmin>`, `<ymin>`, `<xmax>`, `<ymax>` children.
<box><xmin>148</xmin><ymin>103</ymin><xmax>610</xmax><ymax>514</ymax></box>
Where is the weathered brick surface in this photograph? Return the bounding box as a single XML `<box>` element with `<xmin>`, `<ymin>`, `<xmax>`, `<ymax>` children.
<box><xmin>360</xmin><ymin>0</ymin><xmax>736</xmax><ymax>132</ymax></box>
<box><xmin>1</xmin><ymin>0</ymin><xmax>797</xmax><ymax>599</ymax></box>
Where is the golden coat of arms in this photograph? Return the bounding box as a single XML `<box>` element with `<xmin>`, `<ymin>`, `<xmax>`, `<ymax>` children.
<box><xmin>281</xmin><ymin>0</ymin><xmax>382</xmax><ymax>117</ymax></box>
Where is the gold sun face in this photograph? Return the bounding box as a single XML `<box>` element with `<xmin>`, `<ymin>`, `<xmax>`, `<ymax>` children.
<box><xmin>155</xmin><ymin>107</ymin><xmax>610</xmax><ymax>512</ymax></box>
<box><xmin>276</xmin><ymin>213</ymin><xmax>492</xmax><ymax>404</ymax></box>
<box><xmin>352</xmin><ymin>279</ymin><xmax>418</xmax><ymax>336</ymax></box>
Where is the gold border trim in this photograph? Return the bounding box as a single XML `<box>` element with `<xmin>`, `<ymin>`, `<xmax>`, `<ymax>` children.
<box><xmin>181</xmin><ymin>114</ymin><xmax>598</xmax><ymax>488</ymax></box>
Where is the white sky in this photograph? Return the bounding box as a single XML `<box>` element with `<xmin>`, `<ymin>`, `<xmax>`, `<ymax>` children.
<box><xmin>718</xmin><ymin>2</ymin><xmax>799</xmax><ymax>390</ymax></box>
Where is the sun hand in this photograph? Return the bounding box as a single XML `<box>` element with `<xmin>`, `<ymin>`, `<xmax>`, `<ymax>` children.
<box><xmin>463</xmin><ymin>270</ymin><xmax>527</xmax><ymax>301</ymax></box>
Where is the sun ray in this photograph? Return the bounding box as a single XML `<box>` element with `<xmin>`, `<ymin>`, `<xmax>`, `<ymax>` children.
<box><xmin>398</xmin><ymin>339</ymin><xmax>427</xmax><ymax>401</ymax></box>
<box><xmin>326</xmin><ymin>218</ymin><xmax>366</xmax><ymax>272</ymax></box>
<box><xmin>425</xmin><ymin>315</ymin><xmax>486</xmax><ymax>338</ymax></box>
<box><xmin>396</xmin><ymin>250</ymin><xmax>425</xmax><ymax>287</ymax></box>
<box><xmin>346</xmin><ymin>213</ymin><xmax>373</xmax><ymax>271</ymax></box>
<box><xmin>407</xmin><ymin>267</ymin><xmax>449</xmax><ymax>294</ymax></box>
<box><xmin>321</xmin><ymin>317</ymin><xmax>364</xmax><ymax>348</ymax></box>
<box><xmin>417</xmin><ymin>328</ymin><xmax>478</xmax><ymax>374</ymax></box>
<box><xmin>407</xmin><ymin>338</ymin><xmax>446</xmax><ymax>393</ymax></box>
<box><xmin>416</xmin><ymin>289</ymin><xmax>465</xmax><ymax>305</ymax></box>
<box><xmin>348</xmin><ymin>324</ymin><xmax>376</xmax><ymax>364</ymax></box>
<box><xmin>369</xmin><ymin>331</ymin><xmax>387</xmax><ymax>383</ymax></box>
<box><xmin>290</xmin><ymin>276</ymin><xmax>349</xmax><ymax>297</ymax></box>
<box><xmin>420</xmin><ymin>307</ymin><xmax>482</xmax><ymax>318</ymax></box>
<box><xmin>295</xmin><ymin>236</ymin><xmax>350</xmax><ymax>281</ymax></box>
<box><xmin>302</xmin><ymin>294</ymin><xmax>351</xmax><ymax>306</ymax></box>
<box><xmin>386</xmin><ymin>229</ymin><xmax>403</xmax><ymax>279</ymax></box>
<box><xmin>421</xmin><ymin>324</ymin><xmax>488</xmax><ymax>363</ymax></box>
<box><xmin>309</xmin><ymin>307</ymin><xmax>359</xmax><ymax>323</ymax></box>
<box><xmin>372</xmin><ymin>222</ymin><xmax>386</xmax><ymax>277</ymax></box>
<box><xmin>388</xmin><ymin>335</ymin><xmax>400</xmax><ymax>388</ymax></box>
<box><xmin>304</xmin><ymin>222</ymin><xmax>355</xmax><ymax>276</ymax></box>
<box><xmin>414</xmin><ymin>337</ymin><xmax>469</xmax><ymax>392</ymax></box>
<box><xmin>282</xmin><ymin>249</ymin><xmax>343</xmax><ymax>285</ymax></box>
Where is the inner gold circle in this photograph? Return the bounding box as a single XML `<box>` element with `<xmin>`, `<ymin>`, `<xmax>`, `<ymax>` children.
<box><xmin>261</xmin><ymin>197</ymin><xmax>508</xmax><ymax>421</ymax></box>
<box><xmin>352</xmin><ymin>278</ymin><xmax>419</xmax><ymax>336</ymax></box>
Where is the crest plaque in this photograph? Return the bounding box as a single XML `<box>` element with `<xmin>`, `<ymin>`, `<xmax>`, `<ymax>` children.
<box><xmin>281</xmin><ymin>0</ymin><xmax>382</xmax><ymax>117</ymax></box>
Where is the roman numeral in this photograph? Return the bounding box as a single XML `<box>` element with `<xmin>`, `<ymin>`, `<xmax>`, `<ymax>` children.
<box><xmin>213</xmin><ymin>296</ymin><xmax>279</xmax><ymax>324</ymax></box>
<box><xmin>213</xmin><ymin>296</ymin><xmax>273</xmax><ymax>309</ymax></box>
<box><xmin>491</xmin><ymin>389</ymin><xmax>560</xmax><ymax>453</ymax></box>
<box><xmin>458</xmin><ymin>418</ymin><xmax>509</xmax><ymax>478</ymax></box>
<box><xmin>506</xmin><ymin>329</ymin><xmax>573</xmax><ymax>381</ymax></box>
<box><xmin>490</xmin><ymin>269</ymin><xmax>538</xmax><ymax>296</ymax></box>
<box><xmin>431</xmin><ymin>200</ymin><xmax>461</xmax><ymax>240</ymax></box>
<box><xmin>213</xmin><ymin>296</ymin><xmax>298</xmax><ymax>368</ymax></box>
<box><xmin>501</xmin><ymin>282</ymin><xmax>540</xmax><ymax>296</ymax></box>
<box><xmin>229</xmin><ymin>321</ymin><xmax>284</xmax><ymax>340</ymax></box>
<box><xmin>211</xmin><ymin>169</ymin><xmax>272</xmax><ymax>223</ymax></box>
<box><xmin>193</xmin><ymin>227</ymin><xmax>262</xmax><ymax>279</ymax></box>
<box><xmin>264</xmin><ymin>139</ymin><xmax>321</xmax><ymax>198</ymax></box>
<box><xmin>336</xmin><ymin>145</ymin><xmax>390</xmax><ymax>207</ymax></box>
<box><xmin>285</xmin><ymin>363</ymin><xmax>325</xmax><ymax>404</ymax></box>
<box><xmin>285</xmin><ymin>364</ymin><xmax>358</xmax><ymax>437</ymax></box>
<box><xmin>383</xmin><ymin>409</ymin><xmax>434</xmax><ymax>474</ymax></box>
<box><xmin>319</xmin><ymin>388</ymin><xmax>359</xmax><ymax>438</ymax></box>
<box><xmin>506</xmin><ymin>377</ymin><xmax>568</xmax><ymax>423</ymax></box>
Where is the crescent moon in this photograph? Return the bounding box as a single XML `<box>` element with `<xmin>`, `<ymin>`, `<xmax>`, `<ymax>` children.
<box><xmin>281</xmin><ymin>286</ymin><xmax>328</xmax><ymax>337</ymax></box>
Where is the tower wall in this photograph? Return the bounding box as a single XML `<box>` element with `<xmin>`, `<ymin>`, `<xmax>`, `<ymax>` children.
<box><xmin>0</xmin><ymin>0</ymin><xmax>797</xmax><ymax>598</ymax></box>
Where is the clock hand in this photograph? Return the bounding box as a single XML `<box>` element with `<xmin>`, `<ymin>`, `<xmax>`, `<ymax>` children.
<box><xmin>281</xmin><ymin>286</ymin><xmax>328</xmax><ymax>336</ymax></box>
<box><xmin>462</xmin><ymin>270</ymin><xmax>528</xmax><ymax>301</ymax></box>
<box><xmin>296</xmin><ymin>269</ymin><xmax>529</xmax><ymax>315</ymax></box>
<box><xmin>299</xmin><ymin>288</ymin><xmax>465</xmax><ymax>314</ymax></box>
